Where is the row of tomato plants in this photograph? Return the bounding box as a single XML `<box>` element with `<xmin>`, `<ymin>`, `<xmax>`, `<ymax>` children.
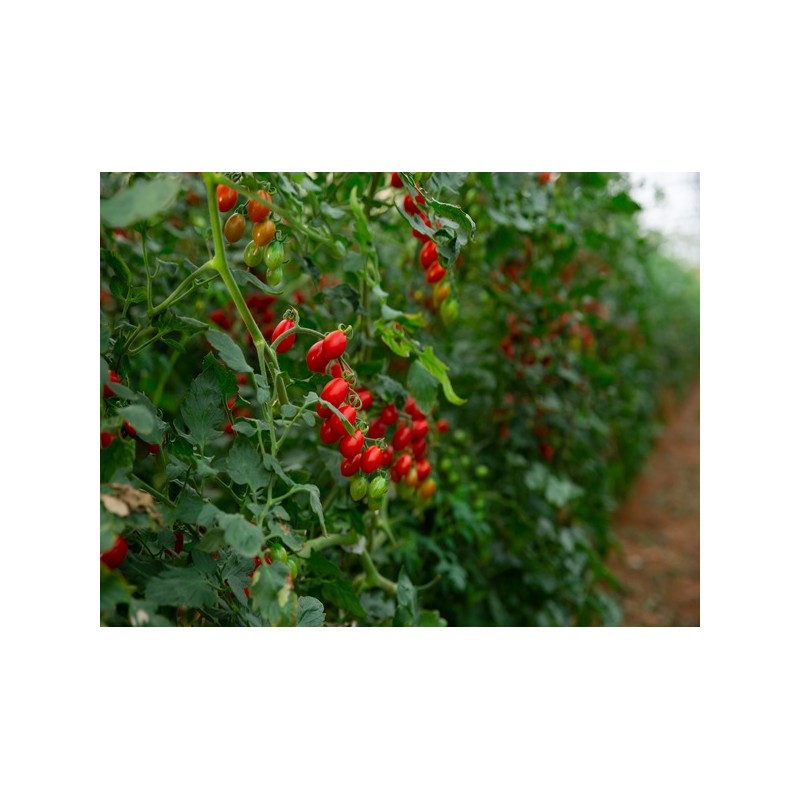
<box><xmin>100</xmin><ymin>171</ymin><xmax>699</xmax><ymax>626</ymax></box>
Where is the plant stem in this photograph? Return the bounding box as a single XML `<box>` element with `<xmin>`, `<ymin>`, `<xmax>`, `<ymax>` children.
<box><xmin>360</xmin><ymin>550</ymin><xmax>397</xmax><ymax>596</ymax></box>
<box><xmin>297</xmin><ymin>531</ymin><xmax>359</xmax><ymax>559</ymax></box>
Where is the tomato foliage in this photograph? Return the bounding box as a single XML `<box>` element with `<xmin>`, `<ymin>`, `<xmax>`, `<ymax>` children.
<box><xmin>100</xmin><ymin>171</ymin><xmax>699</xmax><ymax>626</ymax></box>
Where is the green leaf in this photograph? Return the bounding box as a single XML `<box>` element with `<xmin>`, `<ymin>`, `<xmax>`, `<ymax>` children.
<box><xmin>145</xmin><ymin>565</ymin><xmax>216</xmax><ymax>608</ymax></box>
<box><xmin>101</xmin><ymin>175</ymin><xmax>182</xmax><ymax>227</ymax></box>
<box><xmin>250</xmin><ymin>561</ymin><xmax>293</xmax><ymax>623</ymax></box>
<box><xmin>609</xmin><ymin>192</ymin><xmax>641</xmax><ymax>215</ymax></box>
<box><xmin>100</xmin><ymin>568</ymin><xmax>133</xmax><ymax>614</ymax></box>
<box><xmin>218</xmin><ymin>512</ymin><xmax>264</xmax><ymax>558</ymax></box>
<box><xmin>202</xmin><ymin>352</ymin><xmax>238</xmax><ymax>398</ymax></box>
<box><xmin>393</xmin><ymin>570</ymin><xmax>419</xmax><ymax>626</ymax></box>
<box><xmin>418</xmin><ymin>347</ymin><xmax>466</xmax><ymax>406</ymax></box>
<box><xmin>323</xmin><ymin>579</ymin><xmax>366</xmax><ymax>620</ymax></box>
<box><xmin>100</xmin><ymin>436</ymin><xmax>135</xmax><ymax>483</ymax></box>
<box><xmin>118</xmin><ymin>404</ymin><xmax>156</xmax><ymax>436</ymax></box>
<box><xmin>225</xmin><ymin>438</ymin><xmax>268</xmax><ymax>491</ymax></box>
<box><xmin>374</xmin><ymin>319</ymin><xmax>413</xmax><ymax>358</ymax></box>
<box><xmin>207</xmin><ymin>329</ymin><xmax>253</xmax><ymax>374</ymax></box>
<box><xmin>194</xmin><ymin>527</ymin><xmax>225</xmax><ymax>553</ymax></box>
<box><xmin>180</xmin><ymin>369</ymin><xmax>224</xmax><ymax>448</ymax></box>
<box><xmin>407</xmin><ymin>360</ymin><xmax>439</xmax><ymax>413</ymax></box>
<box><xmin>101</xmin><ymin>247</ymin><xmax>132</xmax><ymax>286</ymax></box>
<box><xmin>419</xmin><ymin>610</ymin><xmax>447</xmax><ymax>627</ymax></box>
<box><xmin>307</xmin><ymin>550</ymin><xmax>342</xmax><ymax>579</ymax></box>
<box><xmin>297</xmin><ymin>596</ymin><xmax>325</xmax><ymax>626</ymax></box>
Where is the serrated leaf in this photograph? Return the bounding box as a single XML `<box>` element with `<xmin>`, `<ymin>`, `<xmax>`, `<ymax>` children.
<box><xmin>225</xmin><ymin>438</ymin><xmax>268</xmax><ymax>491</ymax></box>
<box><xmin>101</xmin><ymin>175</ymin><xmax>182</xmax><ymax>227</ymax></box>
<box><xmin>218</xmin><ymin>512</ymin><xmax>264</xmax><ymax>558</ymax></box>
<box><xmin>207</xmin><ymin>329</ymin><xmax>253</xmax><ymax>374</ymax></box>
<box><xmin>307</xmin><ymin>550</ymin><xmax>342</xmax><ymax>579</ymax></box>
<box><xmin>180</xmin><ymin>369</ymin><xmax>224</xmax><ymax>449</ymax></box>
<box><xmin>297</xmin><ymin>596</ymin><xmax>325</xmax><ymax>626</ymax></box>
<box><xmin>202</xmin><ymin>352</ymin><xmax>239</xmax><ymax>398</ymax></box>
<box><xmin>145</xmin><ymin>565</ymin><xmax>216</xmax><ymax>608</ymax></box>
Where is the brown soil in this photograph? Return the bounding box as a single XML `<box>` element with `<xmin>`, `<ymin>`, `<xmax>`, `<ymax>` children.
<box><xmin>610</xmin><ymin>382</ymin><xmax>700</xmax><ymax>626</ymax></box>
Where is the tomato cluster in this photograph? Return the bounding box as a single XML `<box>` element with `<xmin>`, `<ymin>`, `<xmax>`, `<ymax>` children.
<box><xmin>218</xmin><ymin>184</ymin><xmax>284</xmax><ymax>286</ymax></box>
<box><xmin>390</xmin><ymin>174</ymin><xmax>458</xmax><ymax>325</ymax></box>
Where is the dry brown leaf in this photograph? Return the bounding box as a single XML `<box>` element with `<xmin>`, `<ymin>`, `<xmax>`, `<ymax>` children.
<box><xmin>100</xmin><ymin>484</ymin><xmax>164</xmax><ymax>523</ymax></box>
<box><xmin>101</xmin><ymin>494</ymin><xmax>130</xmax><ymax>517</ymax></box>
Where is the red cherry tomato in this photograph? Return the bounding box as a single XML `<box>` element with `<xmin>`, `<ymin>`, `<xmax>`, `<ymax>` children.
<box><xmin>411</xmin><ymin>439</ymin><xmax>427</xmax><ymax>460</ymax></box>
<box><xmin>316</xmin><ymin>402</ymin><xmax>332</xmax><ymax>419</ymax></box>
<box><xmin>306</xmin><ymin>341</ymin><xmax>329</xmax><ymax>374</ymax></box>
<box><xmin>145</xmin><ymin>442</ymin><xmax>161</xmax><ymax>455</ymax></box>
<box><xmin>541</xmin><ymin>442</ymin><xmax>555</xmax><ymax>461</ymax></box>
<box><xmin>329</xmin><ymin>405</ymin><xmax>357</xmax><ymax>439</ymax></box>
<box><xmin>103</xmin><ymin>370</ymin><xmax>121</xmax><ymax>399</ymax></box>
<box><xmin>247</xmin><ymin>189</ymin><xmax>272</xmax><ymax>223</ymax></box>
<box><xmin>404</xmin><ymin>194</ymin><xmax>419</xmax><ymax>216</ymax></box>
<box><xmin>101</xmin><ymin>535</ymin><xmax>128</xmax><ymax>569</ymax></box>
<box><xmin>101</xmin><ymin>432</ymin><xmax>115</xmax><ymax>448</ymax></box>
<box><xmin>271</xmin><ymin>319</ymin><xmax>296</xmax><ymax>353</ymax></box>
<box><xmin>355</xmin><ymin>390</ymin><xmax>372</xmax><ymax>412</ymax></box>
<box><xmin>420</xmin><ymin>240</ymin><xmax>438</xmax><ymax>269</ymax></box>
<box><xmin>538</xmin><ymin>172</ymin><xmax>552</xmax><ymax>185</ymax></box>
<box><xmin>339</xmin><ymin>430</ymin><xmax>364</xmax><ymax>459</ymax></box>
<box><xmin>321</xmin><ymin>378</ymin><xmax>349</xmax><ymax>408</ymax></box>
<box><xmin>217</xmin><ymin>185</ymin><xmax>238</xmax><ymax>213</ymax></box>
<box><xmin>367</xmin><ymin>418</ymin><xmax>387</xmax><ymax>439</ymax></box>
<box><xmin>392</xmin><ymin>423</ymin><xmax>411</xmax><ymax>450</ymax></box>
<box><xmin>416</xmin><ymin>459</ymin><xmax>432</xmax><ymax>481</ymax></box>
<box><xmin>411</xmin><ymin>419</ymin><xmax>429</xmax><ymax>440</ymax></box>
<box><xmin>340</xmin><ymin>453</ymin><xmax>362</xmax><ymax>477</ymax></box>
<box><xmin>322</xmin><ymin>330</ymin><xmax>348</xmax><ymax>360</ymax></box>
<box><xmin>426</xmin><ymin>262</ymin><xmax>446</xmax><ymax>284</ymax></box>
<box><xmin>436</xmin><ymin>419</ymin><xmax>450</xmax><ymax>433</ymax></box>
<box><xmin>381</xmin><ymin>445</ymin><xmax>394</xmax><ymax>466</ymax></box>
<box><xmin>405</xmin><ymin>397</ymin><xmax>426</xmax><ymax>420</ymax></box>
<box><xmin>361</xmin><ymin>446</ymin><xmax>383</xmax><ymax>474</ymax></box>
<box><xmin>380</xmin><ymin>404</ymin><xmax>398</xmax><ymax>425</ymax></box>
<box><xmin>390</xmin><ymin>172</ymin><xmax>403</xmax><ymax>188</ymax></box>
<box><xmin>122</xmin><ymin>421</ymin><xmax>137</xmax><ymax>439</ymax></box>
<box><xmin>329</xmin><ymin>362</ymin><xmax>343</xmax><ymax>379</ymax></box>
<box><xmin>394</xmin><ymin>454</ymin><xmax>412</xmax><ymax>477</ymax></box>
<box><xmin>209</xmin><ymin>310</ymin><xmax>232</xmax><ymax>330</ymax></box>
<box><xmin>320</xmin><ymin>419</ymin><xmax>340</xmax><ymax>444</ymax></box>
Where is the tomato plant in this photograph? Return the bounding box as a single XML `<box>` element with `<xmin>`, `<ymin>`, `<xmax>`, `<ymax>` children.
<box><xmin>100</xmin><ymin>171</ymin><xmax>698</xmax><ymax>627</ymax></box>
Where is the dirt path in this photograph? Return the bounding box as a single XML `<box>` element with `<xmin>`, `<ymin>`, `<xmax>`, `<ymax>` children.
<box><xmin>610</xmin><ymin>382</ymin><xmax>700</xmax><ymax>626</ymax></box>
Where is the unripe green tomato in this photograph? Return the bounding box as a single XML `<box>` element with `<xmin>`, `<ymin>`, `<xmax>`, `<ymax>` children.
<box><xmin>244</xmin><ymin>240</ymin><xmax>263</xmax><ymax>268</ymax></box>
<box><xmin>475</xmin><ymin>464</ymin><xmax>490</xmax><ymax>479</ymax></box>
<box><xmin>441</xmin><ymin>298</ymin><xmax>459</xmax><ymax>326</ymax></box>
<box><xmin>270</xmin><ymin>543</ymin><xmax>288</xmax><ymax>564</ymax></box>
<box><xmin>368</xmin><ymin>475</ymin><xmax>388</xmax><ymax>500</ymax></box>
<box><xmin>288</xmin><ymin>557</ymin><xmax>299</xmax><ymax>580</ymax></box>
<box><xmin>453</xmin><ymin>430</ymin><xmax>468</xmax><ymax>444</ymax></box>
<box><xmin>266</xmin><ymin>266</ymin><xmax>283</xmax><ymax>287</ymax></box>
<box><xmin>464</xmin><ymin>188</ymin><xmax>478</xmax><ymax>206</ymax></box>
<box><xmin>350</xmin><ymin>475</ymin><xmax>369</xmax><ymax>502</ymax></box>
<box><xmin>367</xmin><ymin>495</ymin><xmax>384</xmax><ymax>511</ymax></box>
<box><xmin>398</xmin><ymin>483</ymin><xmax>415</xmax><ymax>500</ymax></box>
<box><xmin>440</xmin><ymin>457</ymin><xmax>453</xmax><ymax>472</ymax></box>
<box><xmin>265</xmin><ymin>239</ymin><xmax>285</xmax><ymax>271</ymax></box>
